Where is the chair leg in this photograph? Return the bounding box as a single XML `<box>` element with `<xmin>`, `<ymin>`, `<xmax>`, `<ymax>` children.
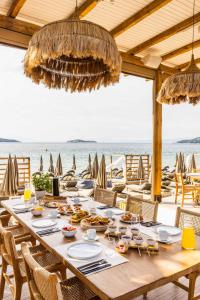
<box><xmin>175</xmin><ymin>187</ymin><xmax>178</xmax><ymax>204</ymax></box>
<box><xmin>59</xmin><ymin>266</ymin><xmax>66</xmax><ymax>280</ymax></box>
<box><xmin>181</xmin><ymin>193</ymin><xmax>184</xmax><ymax>207</ymax></box>
<box><xmin>0</xmin><ymin>258</ymin><xmax>7</xmax><ymax>300</ymax></box>
<box><xmin>14</xmin><ymin>280</ymin><xmax>23</xmax><ymax>300</ymax></box>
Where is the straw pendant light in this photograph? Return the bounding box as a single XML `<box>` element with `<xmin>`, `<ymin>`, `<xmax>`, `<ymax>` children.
<box><xmin>24</xmin><ymin>0</ymin><xmax>121</xmax><ymax>93</ymax></box>
<box><xmin>157</xmin><ymin>0</ymin><xmax>200</xmax><ymax>105</ymax></box>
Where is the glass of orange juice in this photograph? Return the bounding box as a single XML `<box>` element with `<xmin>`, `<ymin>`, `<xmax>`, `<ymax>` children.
<box><xmin>181</xmin><ymin>225</ymin><xmax>196</xmax><ymax>250</ymax></box>
<box><xmin>24</xmin><ymin>183</ymin><xmax>31</xmax><ymax>203</ymax></box>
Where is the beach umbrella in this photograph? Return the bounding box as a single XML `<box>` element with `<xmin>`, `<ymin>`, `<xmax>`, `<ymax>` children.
<box><xmin>137</xmin><ymin>156</ymin><xmax>145</xmax><ymax>181</ymax></box>
<box><xmin>39</xmin><ymin>155</ymin><xmax>43</xmax><ymax>172</ymax></box>
<box><xmin>55</xmin><ymin>153</ymin><xmax>63</xmax><ymax>176</ymax></box>
<box><xmin>92</xmin><ymin>153</ymin><xmax>99</xmax><ymax>179</ymax></box>
<box><xmin>187</xmin><ymin>153</ymin><xmax>196</xmax><ymax>172</ymax></box>
<box><xmin>72</xmin><ymin>155</ymin><xmax>76</xmax><ymax>170</ymax></box>
<box><xmin>96</xmin><ymin>154</ymin><xmax>107</xmax><ymax>189</ymax></box>
<box><xmin>1</xmin><ymin>154</ymin><xmax>17</xmax><ymax>196</ymax></box>
<box><xmin>13</xmin><ymin>155</ymin><xmax>19</xmax><ymax>187</ymax></box>
<box><xmin>181</xmin><ymin>153</ymin><xmax>187</xmax><ymax>173</ymax></box>
<box><xmin>48</xmin><ymin>153</ymin><xmax>54</xmax><ymax>173</ymax></box>
<box><xmin>87</xmin><ymin>154</ymin><xmax>92</xmax><ymax>174</ymax></box>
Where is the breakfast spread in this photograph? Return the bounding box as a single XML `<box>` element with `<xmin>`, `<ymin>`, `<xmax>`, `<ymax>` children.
<box><xmin>58</xmin><ymin>205</ymin><xmax>74</xmax><ymax>215</ymax></box>
<box><xmin>83</xmin><ymin>216</ymin><xmax>110</xmax><ymax>226</ymax></box>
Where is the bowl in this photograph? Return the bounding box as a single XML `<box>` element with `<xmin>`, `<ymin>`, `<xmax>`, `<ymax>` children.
<box><xmin>31</xmin><ymin>207</ymin><xmax>44</xmax><ymax>216</ymax></box>
<box><xmin>134</xmin><ymin>236</ymin><xmax>144</xmax><ymax>245</ymax></box>
<box><xmin>62</xmin><ymin>226</ymin><xmax>77</xmax><ymax>238</ymax></box>
<box><xmin>119</xmin><ymin>226</ymin><xmax>127</xmax><ymax>234</ymax></box>
<box><xmin>131</xmin><ymin>227</ymin><xmax>139</xmax><ymax>236</ymax></box>
<box><xmin>107</xmin><ymin>225</ymin><xmax>117</xmax><ymax>233</ymax></box>
<box><xmin>121</xmin><ymin>235</ymin><xmax>131</xmax><ymax>245</ymax></box>
<box><xmin>146</xmin><ymin>238</ymin><xmax>156</xmax><ymax>246</ymax></box>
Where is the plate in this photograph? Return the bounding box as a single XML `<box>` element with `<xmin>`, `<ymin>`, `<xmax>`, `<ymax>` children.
<box><xmin>71</xmin><ymin>197</ymin><xmax>89</xmax><ymax>203</ymax></box>
<box><xmin>109</xmin><ymin>208</ymin><xmax>124</xmax><ymax>215</ymax></box>
<box><xmin>32</xmin><ymin>219</ymin><xmax>57</xmax><ymax>228</ymax></box>
<box><xmin>13</xmin><ymin>203</ymin><xmax>33</xmax><ymax>210</ymax></box>
<box><xmin>156</xmin><ymin>225</ymin><xmax>181</xmax><ymax>236</ymax></box>
<box><xmin>67</xmin><ymin>242</ymin><xmax>102</xmax><ymax>260</ymax></box>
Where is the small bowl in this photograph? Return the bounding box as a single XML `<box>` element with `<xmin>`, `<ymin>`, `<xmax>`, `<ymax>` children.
<box><xmin>131</xmin><ymin>227</ymin><xmax>139</xmax><ymax>236</ymax></box>
<box><xmin>119</xmin><ymin>226</ymin><xmax>127</xmax><ymax>234</ymax></box>
<box><xmin>134</xmin><ymin>236</ymin><xmax>144</xmax><ymax>245</ymax></box>
<box><xmin>108</xmin><ymin>225</ymin><xmax>117</xmax><ymax>233</ymax></box>
<box><xmin>146</xmin><ymin>238</ymin><xmax>156</xmax><ymax>246</ymax></box>
<box><xmin>31</xmin><ymin>207</ymin><xmax>44</xmax><ymax>216</ymax></box>
<box><xmin>62</xmin><ymin>226</ymin><xmax>77</xmax><ymax>238</ymax></box>
<box><xmin>121</xmin><ymin>235</ymin><xmax>131</xmax><ymax>245</ymax></box>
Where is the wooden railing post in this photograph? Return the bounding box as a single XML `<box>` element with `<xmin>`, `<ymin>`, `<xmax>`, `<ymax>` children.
<box><xmin>151</xmin><ymin>70</ymin><xmax>162</xmax><ymax>202</ymax></box>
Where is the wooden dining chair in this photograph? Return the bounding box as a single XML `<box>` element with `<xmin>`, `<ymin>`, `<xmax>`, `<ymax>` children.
<box><xmin>0</xmin><ymin>226</ymin><xmax>66</xmax><ymax>300</ymax></box>
<box><xmin>21</xmin><ymin>242</ymin><xmax>98</xmax><ymax>300</ymax></box>
<box><xmin>175</xmin><ymin>173</ymin><xmax>196</xmax><ymax>206</ymax></box>
<box><xmin>126</xmin><ymin>195</ymin><xmax>158</xmax><ymax>222</ymax></box>
<box><xmin>173</xmin><ymin>207</ymin><xmax>200</xmax><ymax>300</ymax></box>
<box><xmin>94</xmin><ymin>188</ymin><xmax>117</xmax><ymax>207</ymax></box>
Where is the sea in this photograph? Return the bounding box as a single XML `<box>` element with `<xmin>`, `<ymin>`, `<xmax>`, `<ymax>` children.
<box><xmin>0</xmin><ymin>142</ymin><xmax>200</xmax><ymax>174</ymax></box>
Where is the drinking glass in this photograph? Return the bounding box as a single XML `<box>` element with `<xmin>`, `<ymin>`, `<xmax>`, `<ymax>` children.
<box><xmin>24</xmin><ymin>183</ymin><xmax>31</xmax><ymax>203</ymax></box>
<box><xmin>181</xmin><ymin>226</ymin><xmax>196</xmax><ymax>250</ymax></box>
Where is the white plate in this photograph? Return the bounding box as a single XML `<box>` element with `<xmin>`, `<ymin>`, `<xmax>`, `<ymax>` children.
<box><xmin>156</xmin><ymin>225</ymin><xmax>181</xmax><ymax>236</ymax></box>
<box><xmin>13</xmin><ymin>203</ymin><xmax>33</xmax><ymax>210</ymax></box>
<box><xmin>67</xmin><ymin>242</ymin><xmax>102</xmax><ymax>260</ymax></box>
<box><xmin>32</xmin><ymin>219</ymin><xmax>57</xmax><ymax>228</ymax></box>
<box><xmin>110</xmin><ymin>208</ymin><xmax>124</xmax><ymax>215</ymax></box>
<box><xmin>72</xmin><ymin>197</ymin><xmax>89</xmax><ymax>202</ymax></box>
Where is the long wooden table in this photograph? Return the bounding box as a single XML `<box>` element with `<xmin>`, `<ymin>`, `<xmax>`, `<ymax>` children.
<box><xmin>2</xmin><ymin>198</ymin><xmax>200</xmax><ymax>300</ymax></box>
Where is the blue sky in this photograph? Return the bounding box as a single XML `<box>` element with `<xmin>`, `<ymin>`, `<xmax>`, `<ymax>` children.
<box><xmin>0</xmin><ymin>45</ymin><xmax>199</xmax><ymax>142</ymax></box>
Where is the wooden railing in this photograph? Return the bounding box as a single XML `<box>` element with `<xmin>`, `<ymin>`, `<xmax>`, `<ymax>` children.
<box><xmin>125</xmin><ymin>154</ymin><xmax>150</xmax><ymax>184</ymax></box>
<box><xmin>0</xmin><ymin>157</ymin><xmax>31</xmax><ymax>186</ymax></box>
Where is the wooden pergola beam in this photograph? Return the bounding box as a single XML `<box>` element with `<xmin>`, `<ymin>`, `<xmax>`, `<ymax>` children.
<box><xmin>111</xmin><ymin>0</ymin><xmax>173</xmax><ymax>38</ymax></box>
<box><xmin>68</xmin><ymin>0</ymin><xmax>98</xmax><ymax>19</ymax></box>
<box><xmin>8</xmin><ymin>0</ymin><xmax>27</xmax><ymax>18</ymax></box>
<box><xmin>0</xmin><ymin>15</ymin><xmax>40</xmax><ymax>36</ymax></box>
<box><xmin>128</xmin><ymin>12</ymin><xmax>200</xmax><ymax>55</ymax></box>
<box><xmin>162</xmin><ymin>39</ymin><xmax>200</xmax><ymax>61</ymax></box>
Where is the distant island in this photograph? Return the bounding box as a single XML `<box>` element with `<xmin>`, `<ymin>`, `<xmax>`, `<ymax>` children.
<box><xmin>177</xmin><ymin>137</ymin><xmax>200</xmax><ymax>144</ymax></box>
<box><xmin>0</xmin><ymin>138</ymin><xmax>20</xmax><ymax>142</ymax></box>
<box><xmin>67</xmin><ymin>139</ymin><xmax>97</xmax><ymax>143</ymax></box>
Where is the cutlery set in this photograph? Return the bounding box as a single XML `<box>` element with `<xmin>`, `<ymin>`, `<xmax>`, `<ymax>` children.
<box><xmin>36</xmin><ymin>227</ymin><xmax>61</xmax><ymax>236</ymax></box>
<box><xmin>78</xmin><ymin>259</ymin><xmax>111</xmax><ymax>275</ymax></box>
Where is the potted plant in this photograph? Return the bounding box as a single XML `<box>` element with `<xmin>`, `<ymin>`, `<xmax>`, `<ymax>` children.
<box><xmin>32</xmin><ymin>172</ymin><xmax>52</xmax><ymax>199</ymax></box>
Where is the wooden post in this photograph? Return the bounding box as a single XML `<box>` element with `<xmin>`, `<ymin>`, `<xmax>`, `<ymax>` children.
<box><xmin>110</xmin><ymin>155</ymin><xmax>113</xmax><ymax>179</ymax></box>
<box><xmin>151</xmin><ymin>70</ymin><xmax>162</xmax><ymax>202</ymax></box>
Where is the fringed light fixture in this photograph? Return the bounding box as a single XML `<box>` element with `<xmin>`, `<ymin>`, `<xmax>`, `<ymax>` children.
<box><xmin>24</xmin><ymin>0</ymin><xmax>121</xmax><ymax>93</ymax></box>
<box><xmin>157</xmin><ymin>0</ymin><xmax>200</xmax><ymax>105</ymax></box>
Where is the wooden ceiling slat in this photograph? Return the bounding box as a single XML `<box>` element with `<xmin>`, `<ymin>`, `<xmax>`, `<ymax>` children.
<box><xmin>128</xmin><ymin>12</ymin><xmax>200</xmax><ymax>55</ymax></box>
<box><xmin>68</xmin><ymin>0</ymin><xmax>98</xmax><ymax>19</ymax></box>
<box><xmin>162</xmin><ymin>39</ymin><xmax>200</xmax><ymax>61</ymax></box>
<box><xmin>8</xmin><ymin>0</ymin><xmax>27</xmax><ymax>18</ymax></box>
<box><xmin>111</xmin><ymin>0</ymin><xmax>173</xmax><ymax>38</ymax></box>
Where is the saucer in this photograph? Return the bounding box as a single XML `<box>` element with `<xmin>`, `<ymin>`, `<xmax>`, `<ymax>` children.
<box><xmin>83</xmin><ymin>234</ymin><xmax>99</xmax><ymax>242</ymax></box>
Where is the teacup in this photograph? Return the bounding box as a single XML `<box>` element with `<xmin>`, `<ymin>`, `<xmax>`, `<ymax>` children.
<box><xmin>73</xmin><ymin>198</ymin><xmax>80</xmax><ymax>205</ymax></box>
<box><xmin>158</xmin><ymin>229</ymin><xmax>169</xmax><ymax>242</ymax></box>
<box><xmin>147</xmin><ymin>238</ymin><xmax>156</xmax><ymax>246</ymax></box>
<box><xmin>49</xmin><ymin>210</ymin><xmax>58</xmax><ymax>219</ymax></box>
<box><xmin>105</xmin><ymin>210</ymin><xmax>114</xmax><ymax>219</ymax></box>
<box><xmin>87</xmin><ymin>229</ymin><xmax>96</xmax><ymax>241</ymax></box>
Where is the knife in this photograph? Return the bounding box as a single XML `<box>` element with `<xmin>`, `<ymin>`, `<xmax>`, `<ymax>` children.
<box><xmin>82</xmin><ymin>263</ymin><xmax>112</xmax><ymax>275</ymax></box>
<box><xmin>78</xmin><ymin>259</ymin><xmax>105</xmax><ymax>271</ymax></box>
<box><xmin>78</xmin><ymin>260</ymin><xmax>107</xmax><ymax>271</ymax></box>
